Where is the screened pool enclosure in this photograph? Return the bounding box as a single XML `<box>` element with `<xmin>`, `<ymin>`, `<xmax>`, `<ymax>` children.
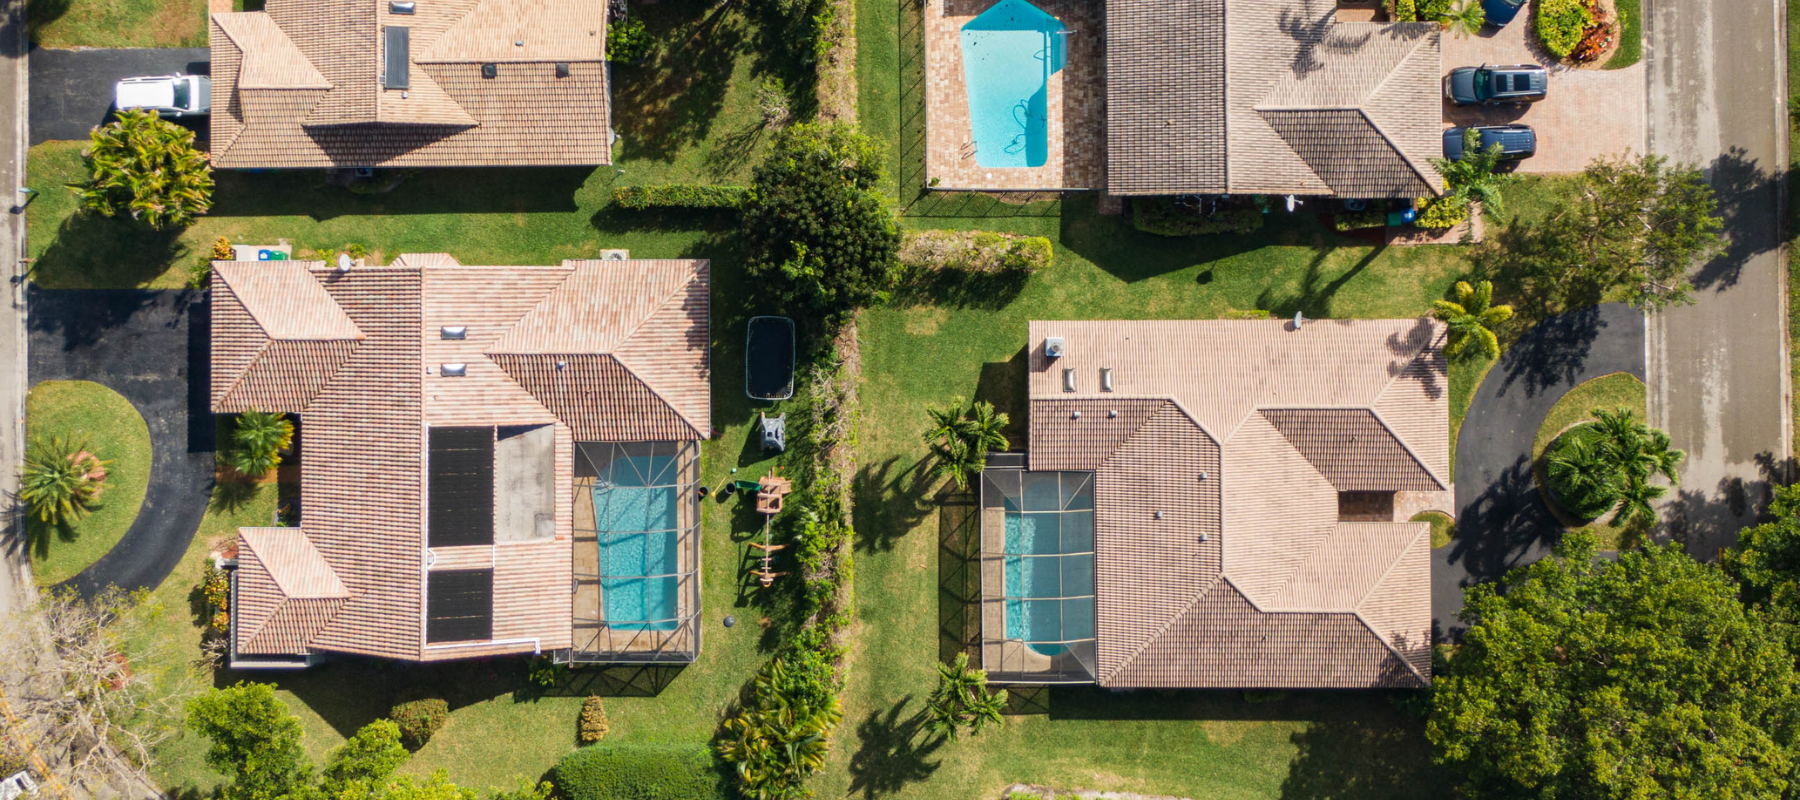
<box><xmin>567</xmin><ymin>441</ymin><xmax>701</xmax><ymax>663</ymax></box>
<box><xmin>979</xmin><ymin>468</ymin><xmax>1097</xmax><ymax>683</ymax></box>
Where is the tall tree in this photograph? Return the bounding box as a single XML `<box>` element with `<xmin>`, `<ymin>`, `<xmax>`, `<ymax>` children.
<box><xmin>923</xmin><ymin>399</ymin><xmax>1009</xmax><ymax>491</ymax></box>
<box><xmin>1725</xmin><ymin>484</ymin><xmax>1800</xmax><ymax>652</ymax></box>
<box><xmin>1431</xmin><ymin>280</ymin><xmax>1513</xmax><ymax>360</ymax></box>
<box><xmin>1430</xmin><ymin>531</ymin><xmax>1800</xmax><ymax>799</ymax></box>
<box><xmin>72</xmin><ymin>108</ymin><xmax>213</xmax><ymax>229</ymax></box>
<box><xmin>320</xmin><ymin>720</ymin><xmax>408</xmax><ymax>797</ymax></box>
<box><xmin>19</xmin><ymin>434</ymin><xmax>108</xmax><ymax>526</ymax></box>
<box><xmin>186</xmin><ymin>683</ymin><xmax>312</xmax><ymax>800</ymax></box>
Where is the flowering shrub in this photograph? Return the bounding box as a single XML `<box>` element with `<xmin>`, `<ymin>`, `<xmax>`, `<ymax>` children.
<box><xmin>1535</xmin><ymin>0</ymin><xmax>1595</xmax><ymax>59</ymax></box>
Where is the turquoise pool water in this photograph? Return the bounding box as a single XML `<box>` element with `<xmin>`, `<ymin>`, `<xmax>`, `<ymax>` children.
<box><xmin>959</xmin><ymin>0</ymin><xmax>1066</xmax><ymax>169</ymax></box>
<box><xmin>1001</xmin><ymin>473</ymin><xmax>1093</xmax><ymax>656</ymax></box>
<box><xmin>594</xmin><ymin>455</ymin><xmax>679</xmax><ymax>631</ymax></box>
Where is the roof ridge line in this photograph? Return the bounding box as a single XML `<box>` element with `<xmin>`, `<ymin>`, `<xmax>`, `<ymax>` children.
<box><xmin>1356</xmin><ymin>107</ymin><xmax>1442</xmax><ymax>196</ymax></box>
<box><xmin>1350</xmin><ymin>606</ymin><xmax>1429</xmax><ymax>685</ymax></box>
<box><xmin>1370</xmin><ymin>321</ymin><xmax>1445</xmax><ymax>400</ymax></box>
<box><xmin>1366</xmin><ymin>405</ymin><xmax>1448</xmax><ymax>491</ymax></box>
<box><xmin>1352</xmin><ymin>524</ymin><xmax>1431</xmax><ymax>613</ymax></box>
<box><xmin>1357</xmin><ymin>27</ymin><xmax>1434</xmax><ymax>113</ymax></box>
<box><xmin>214</xmin><ymin>339</ymin><xmax>276</xmax><ymax>410</ymax></box>
<box><xmin>1101</xmin><ymin>576</ymin><xmax>1224</xmax><ymax>685</ymax></box>
<box><xmin>607</xmin><ymin>353</ymin><xmax>707</xmax><ymax>439</ymax></box>
<box><xmin>607</xmin><ymin>265</ymin><xmax>695</xmax><ymax>351</ymax></box>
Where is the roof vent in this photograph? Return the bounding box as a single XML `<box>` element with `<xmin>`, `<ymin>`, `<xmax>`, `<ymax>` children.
<box><xmin>514</xmin><ymin>38</ymin><xmax>525</xmax><ymax>47</ymax></box>
<box><xmin>481</xmin><ymin>63</ymin><xmax>497</xmax><ymax>79</ymax></box>
<box><xmin>1198</xmin><ymin>471</ymin><xmax>1208</xmax><ymax>481</ymax></box>
<box><xmin>440</xmin><ymin>326</ymin><xmax>466</xmax><ymax>340</ymax></box>
<box><xmin>1154</xmin><ymin>511</ymin><xmax>1164</xmax><ymax>520</ymax></box>
<box><xmin>555</xmin><ymin>360</ymin><xmax>567</xmax><ymax>370</ymax></box>
<box><xmin>1100</xmin><ymin>367</ymin><xmax>1113</xmax><ymax>392</ymax></box>
<box><xmin>1044</xmin><ymin>336</ymin><xmax>1066</xmax><ymax>358</ymax></box>
<box><xmin>383</xmin><ymin>26</ymin><xmax>410</xmax><ymax>89</ymax></box>
<box><xmin>1200</xmin><ymin>532</ymin><xmax>1209</xmax><ymax>542</ymax></box>
<box><xmin>555</xmin><ymin>62</ymin><xmax>571</xmax><ymax>78</ymax></box>
<box><xmin>1107</xmin><ymin>409</ymin><xmax>1117</xmax><ymax>418</ymax></box>
<box><xmin>1061</xmin><ymin>368</ymin><xmax>1075</xmax><ymax>392</ymax></box>
<box><xmin>1071</xmin><ymin>410</ymin><xmax>1081</xmax><ymax>420</ymax></box>
<box><xmin>388</xmin><ymin>0</ymin><xmax>415</xmax><ymax>12</ymax></box>
<box><xmin>441</xmin><ymin>363</ymin><xmax>466</xmax><ymax>377</ymax></box>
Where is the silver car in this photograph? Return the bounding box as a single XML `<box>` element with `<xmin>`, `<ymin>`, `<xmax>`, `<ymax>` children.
<box><xmin>114</xmin><ymin>74</ymin><xmax>211</xmax><ymax>118</ymax></box>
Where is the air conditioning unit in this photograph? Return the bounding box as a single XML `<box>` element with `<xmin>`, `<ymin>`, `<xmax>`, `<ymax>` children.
<box><xmin>1044</xmin><ymin>336</ymin><xmax>1066</xmax><ymax>358</ymax></box>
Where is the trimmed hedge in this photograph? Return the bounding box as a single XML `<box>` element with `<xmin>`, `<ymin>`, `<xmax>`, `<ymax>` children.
<box><xmin>610</xmin><ymin>185</ymin><xmax>748</xmax><ymax>210</ymax></box>
<box><xmin>553</xmin><ymin>744</ymin><xmax>728</xmax><ymax>800</ymax></box>
<box><xmin>390</xmin><ymin>696</ymin><xmax>448</xmax><ymax>748</ymax></box>
<box><xmin>899</xmin><ymin>230</ymin><xmax>1052</xmax><ymax>273</ymax></box>
<box><xmin>1535</xmin><ymin>0</ymin><xmax>1594</xmax><ymax>59</ymax></box>
<box><xmin>1416</xmin><ymin>196</ymin><xmax>1471</xmax><ymax>230</ymax></box>
<box><xmin>1132</xmin><ymin>199</ymin><xmax>1264</xmax><ymax>237</ymax></box>
<box><xmin>1334</xmin><ymin>210</ymin><xmax>1387</xmax><ymax>232</ymax></box>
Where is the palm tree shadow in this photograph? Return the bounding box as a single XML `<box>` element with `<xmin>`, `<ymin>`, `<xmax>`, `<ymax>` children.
<box><xmin>846</xmin><ymin>695</ymin><xmax>944</xmax><ymax>799</ymax></box>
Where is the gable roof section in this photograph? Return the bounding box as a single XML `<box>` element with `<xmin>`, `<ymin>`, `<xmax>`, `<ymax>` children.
<box><xmin>492</xmin><ymin>353</ymin><xmax>704</xmax><ymax>440</ymax></box>
<box><xmin>1105</xmin><ymin>0</ymin><xmax>1225</xmax><ymax>194</ymax></box>
<box><xmin>1261</xmin><ymin>408</ymin><xmax>1442</xmax><ymax>491</ymax></box>
<box><xmin>210</xmin><ymin>261</ymin><xmax>363</xmax><ymax>413</ymax></box>
<box><xmin>234</xmin><ymin>527</ymin><xmax>350</xmax><ymax>655</ymax></box>
<box><xmin>423</xmin><ymin>0</ymin><xmax>607</xmax><ymax>62</ymax></box>
<box><xmin>212</xmin><ymin>13</ymin><xmax>332</xmax><ymax>89</ymax></box>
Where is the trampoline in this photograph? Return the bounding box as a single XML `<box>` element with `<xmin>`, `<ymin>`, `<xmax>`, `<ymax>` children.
<box><xmin>746</xmin><ymin>316</ymin><xmax>795</xmax><ymax>401</ymax></box>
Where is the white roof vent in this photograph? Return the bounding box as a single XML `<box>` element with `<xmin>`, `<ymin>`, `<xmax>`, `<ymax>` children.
<box><xmin>441</xmin><ymin>363</ymin><xmax>466</xmax><ymax>377</ymax></box>
<box><xmin>1044</xmin><ymin>336</ymin><xmax>1066</xmax><ymax>358</ymax></box>
<box><xmin>1100</xmin><ymin>367</ymin><xmax>1113</xmax><ymax>392</ymax></box>
<box><xmin>440</xmin><ymin>326</ymin><xmax>466</xmax><ymax>340</ymax></box>
<box><xmin>1061</xmin><ymin>367</ymin><xmax>1076</xmax><ymax>393</ymax></box>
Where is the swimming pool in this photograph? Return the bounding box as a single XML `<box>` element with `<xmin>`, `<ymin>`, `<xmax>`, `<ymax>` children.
<box><xmin>959</xmin><ymin>0</ymin><xmax>1067</xmax><ymax>169</ymax></box>
<box><xmin>1000</xmin><ymin>472</ymin><xmax>1094</xmax><ymax>656</ymax></box>
<box><xmin>594</xmin><ymin>455</ymin><xmax>680</xmax><ymax>631</ymax></box>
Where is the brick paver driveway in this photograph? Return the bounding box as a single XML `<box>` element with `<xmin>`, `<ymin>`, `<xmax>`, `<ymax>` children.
<box><xmin>1441</xmin><ymin>7</ymin><xmax>1646</xmax><ymax>174</ymax></box>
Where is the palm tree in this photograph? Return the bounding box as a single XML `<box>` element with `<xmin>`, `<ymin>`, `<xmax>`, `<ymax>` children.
<box><xmin>1585</xmin><ymin>407</ymin><xmax>1684</xmax><ymax>525</ymax></box>
<box><xmin>1611</xmin><ymin>473</ymin><xmax>1668</xmax><ymax>527</ymax></box>
<box><xmin>228</xmin><ymin>410</ymin><xmax>294</xmax><ymax>478</ymax></box>
<box><xmin>1545</xmin><ymin>434</ymin><xmax>1619</xmax><ymax>520</ymax></box>
<box><xmin>1431</xmin><ymin>128</ymin><xmax>1515</xmax><ymax>219</ymax></box>
<box><xmin>926</xmin><ymin>652</ymin><xmax>1008</xmax><ymax>742</ymax></box>
<box><xmin>72</xmin><ymin>109</ymin><xmax>214</xmax><ymax>230</ymax></box>
<box><xmin>924</xmin><ymin>399</ymin><xmax>1010</xmax><ymax>491</ymax></box>
<box><xmin>20</xmin><ymin>435</ymin><xmax>109</xmax><ymax>526</ymax></box>
<box><xmin>717</xmin><ymin>656</ymin><xmax>843</xmax><ymax>800</ymax></box>
<box><xmin>1438</xmin><ymin>0</ymin><xmax>1487</xmax><ymax>38</ymax></box>
<box><xmin>1432</xmin><ymin>280</ymin><xmax>1514</xmax><ymax>360</ymax></box>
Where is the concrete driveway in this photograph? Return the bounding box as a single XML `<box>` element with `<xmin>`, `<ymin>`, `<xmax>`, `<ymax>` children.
<box><xmin>28</xmin><ymin>47</ymin><xmax>208</xmax><ymax>144</ymax></box>
<box><xmin>1441</xmin><ymin>7</ymin><xmax>1646</xmax><ymax>173</ymax></box>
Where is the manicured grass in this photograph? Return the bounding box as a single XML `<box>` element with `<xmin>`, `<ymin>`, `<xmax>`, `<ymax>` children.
<box><xmin>25</xmin><ymin>380</ymin><xmax>151</xmax><ymax>585</ymax></box>
<box><xmin>25</xmin><ymin>0</ymin><xmax>208</xmax><ymax>48</ymax></box>
<box><xmin>1603</xmin><ymin>0</ymin><xmax>1643</xmax><ymax>69</ymax></box>
<box><xmin>1413</xmin><ymin>511</ymin><xmax>1456</xmax><ymax>549</ymax></box>
<box><xmin>1529</xmin><ymin>372</ymin><xmax>1648</xmax><ymax>550</ymax></box>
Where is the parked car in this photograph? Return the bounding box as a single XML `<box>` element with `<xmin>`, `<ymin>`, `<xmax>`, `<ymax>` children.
<box><xmin>1481</xmin><ymin>0</ymin><xmax>1527</xmax><ymax>26</ymax></box>
<box><xmin>1446</xmin><ymin>64</ymin><xmax>1548</xmax><ymax>105</ymax></box>
<box><xmin>113</xmin><ymin>74</ymin><xmax>211</xmax><ymax>118</ymax></box>
<box><xmin>1442</xmin><ymin>125</ymin><xmax>1537</xmax><ymax>161</ymax></box>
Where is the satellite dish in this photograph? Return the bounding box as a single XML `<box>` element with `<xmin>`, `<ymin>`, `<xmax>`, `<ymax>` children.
<box><xmin>336</xmin><ymin>252</ymin><xmax>353</xmax><ymax>271</ymax></box>
<box><xmin>1293</xmin><ymin>311</ymin><xmax>1305</xmax><ymax>329</ymax></box>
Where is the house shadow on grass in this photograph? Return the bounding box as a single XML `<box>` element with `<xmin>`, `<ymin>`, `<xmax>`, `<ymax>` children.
<box><xmin>1055</xmin><ymin>194</ymin><xmax>1272</xmax><ymax>284</ymax></box>
<box><xmin>206</xmin><ymin>168</ymin><xmax>592</xmax><ymax>220</ymax></box>
<box><xmin>221</xmin><ymin>655</ymin><xmax>536</xmax><ymax>739</ymax></box>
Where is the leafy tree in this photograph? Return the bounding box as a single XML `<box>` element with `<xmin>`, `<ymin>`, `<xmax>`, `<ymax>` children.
<box><xmin>1430</xmin><ymin>530</ymin><xmax>1800</xmax><ymax>799</ymax></box>
<box><xmin>20</xmin><ymin>434</ymin><xmax>108</xmax><ymax>527</ymax></box>
<box><xmin>320</xmin><ymin>720</ymin><xmax>408</xmax><ymax>797</ymax></box>
<box><xmin>716</xmin><ymin>655</ymin><xmax>844</xmax><ymax>800</ymax></box>
<box><xmin>1431</xmin><ymin>280</ymin><xmax>1513</xmax><ymax>360</ymax></box>
<box><xmin>72</xmin><ymin>108</ymin><xmax>213</xmax><ymax>229</ymax></box>
<box><xmin>229</xmin><ymin>410</ymin><xmax>295</xmax><ymax>478</ymax></box>
<box><xmin>1437</xmin><ymin>0</ymin><xmax>1487</xmax><ymax>38</ymax></box>
<box><xmin>1480</xmin><ymin>153</ymin><xmax>1722</xmax><ymax>313</ymax></box>
<box><xmin>925</xmin><ymin>652</ymin><xmax>1007</xmax><ymax>742</ymax></box>
<box><xmin>740</xmin><ymin>122</ymin><xmax>901</xmax><ymax>324</ymax></box>
<box><xmin>924</xmin><ymin>399</ymin><xmax>1009</xmax><ymax>491</ymax></box>
<box><xmin>186</xmin><ymin>683</ymin><xmax>312</xmax><ymax>800</ymax></box>
<box><xmin>1543</xmin><ymin>408</ymin><xmax>1683</xmax><ymax>525</ymax></box>
<box><xmin>1432</xmin><ymin>129</ymin><xmax>1514</xmax><ymax>220</ymax></box>
<box><xmin>1725</xmin><ymin>484</ymin><xmax>1800</xmax><ymax>652</ymax></box>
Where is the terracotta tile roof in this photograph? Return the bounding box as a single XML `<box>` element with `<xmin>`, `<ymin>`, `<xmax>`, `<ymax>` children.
<box><xmin>1025</xmin><ymin>319</ymin><xmax>1444</xmax><ymax>688</ymax></box>
<box><xmin>1105</xmin><ymin>0</ymin><xmax>1442</xmax><ymax>197</ymax></box>
<box><xmin>210</xmin><ymin>262</ymin><xmax>364</xmax><ymax>413</ymax></box>
<box><xmin>492</xmin><ymin>354</ymin><xmax>704</xmax><ymax>440</ymax></box>
<box><xmin>214</xmin><ymin>261</ymin><xmax>364</xmax><ymax>341</ymax></box>
<box><xmin>234</xmin><ymin>527</ymin><xmax>349</xmax><ymax>655</ymax></box>
<box><xmin>209</xmin><ymin>0</ymin><xmax>611</xmax><ymax>168</ymax></box>
<box><xmin>216</xmin><ymin>258</ymin><xmax>708</xmax><ymax>661</ymax></box>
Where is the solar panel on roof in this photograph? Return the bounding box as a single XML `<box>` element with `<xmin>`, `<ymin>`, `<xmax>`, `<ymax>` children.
<box><xmin>427</xmin><ymin>569</ymin><xmax>492</xmax><ymax>643</ymax></box>
<box><xmin>429</xmin><ymin>427</ymin><xmax>494</xmax><ymax>547</ymax></box>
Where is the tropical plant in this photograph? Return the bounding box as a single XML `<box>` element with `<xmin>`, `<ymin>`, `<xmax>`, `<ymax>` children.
<box><xmin>1544</xmin><ymin>429</ymin><xmax>1620</xmax><ymax>520</ymax></box>
<box><xmin>1431</xmin><ymin>129</ymin><xmax>1515</xmax><ymax>220</ymax></box>
<box><xmin>20</xmin><ymin>434</ymin><xmax>108</xmax><ymax>526</ymax></box>
<box><xmin>924</xmin><ymin>399</ymin><xmax>1009</xmax><ymax>490</ymax></box>
<box><xmin>1437</xmin><ymin>0</ymin><xmax>1486</xmax><ymax>37</ymax></box>
<box><xmin>1543</xmin><ymin>408</ymin><xmax>1683</xmax><ymax>525</ymax></box>
<box><xmin>1431</xmin><ymin>530</ymin><xmax>1800</xmax><ymax>799</ymax></box>
<box><xmin>71</xmin><ymin>108</ymin><xmax>213</xmax><ymax>229</ymax></box>
<box><xmin>228</xmin><ymin>410</ymin><xmax>294</xmax><ymax>478</ymax></box>
<box><xmin>212</xmin><ymin>236</ymin><xmax>234</xmax><ymax>260</ymax></box>
<box><xmin>715</xmin><ymin>655</ymin><xmax>843</xmax><ymax>800</ymax></box>
<box><xmin>925</xmin><ymin>652</ymin><xmax>1007</xmax><ymax>742</ymax></box>
<box><xmin>606</xmin><ymin>16</ymin><xmax>653</xmax><ymax>63</ymax></box>
<box><xmin>1431</xmin><ymin>280</ymin><xmax>1513</xmax><ymax>360</ymax></box>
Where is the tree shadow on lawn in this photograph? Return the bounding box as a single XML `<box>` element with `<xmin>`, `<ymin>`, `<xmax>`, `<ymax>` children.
<box><xmin>1254</xmin><ymin>241</ymin><xmax>1387</xmax><ymax>320</ymax></box>
<box><xmin>612</xmin><ymin>2</ymin><xmax>750</xmax><ymax>166</ymax></box>
<box><xmin>206</xmin><ymin>168</ymin><xmax>592</xmax><ymax>220</ymax></box>
<box><xmin>845</xmin><ymin>695</ymin><xmax>944</xmax><ymax>800</ymax></box>
<box><xmin>852</xmin><ymin>455</ymin><xmax>939</xmax><ymax>554</ymax></box>
<box><xmin>1276</xmin><ymin>706</ymin><xmax>1450</xmax><ymax>800</ymax></box>
<box><xmin>30</xmin><ymin>213</ymin><xmax>187</xmax><ymax>290</ymax></box>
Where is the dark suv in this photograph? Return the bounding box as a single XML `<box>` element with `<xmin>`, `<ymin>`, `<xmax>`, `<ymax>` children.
<box><xmin>1446</xmin><ymin>64</ymin><xmax>1548</xmax><ymax>106</ymax></box>
<box><xmin>1443</xmin><ymin>125</ymin><xmax>1537</xmax><ymax>162</ymax></box>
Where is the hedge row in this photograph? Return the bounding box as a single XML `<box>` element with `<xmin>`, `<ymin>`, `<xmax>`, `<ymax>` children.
<box><xmin>1132</xmin><ymin>199</ymin><xmax>1264</xmax><ymax>237</ymax></box>
<box><xmin>899</xmin><ymin>230</ymin><xmax>1052</xmax><ymax>274</ymax></box>
<box><xmin>553</xmin><ymin>744</ymin><xmax>727</xmax><ymax>800</ymax></box>
<box><xmin>609</xmin><ymin>185</ymin><xmax>748</xmax><ymax>210</ymax></box>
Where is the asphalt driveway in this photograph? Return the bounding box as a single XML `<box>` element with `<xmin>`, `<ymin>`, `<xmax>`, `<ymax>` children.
<box><xmin>1441</xmin><ymin>8</ymin><xmax>1646</xmax><ymax>173</ymax></box>
<box><xmin>27</xmin><ymin>288</ymin><xmax>214</xmax><ymax>597</ymax></box>
<box><xmin>1437</xmin><ymin>303</ymin><xmax>1645</xmax><ymax>637</ymax></box>
<box><xmin>29</xmin><ymin>47</ymin><xmax>209</xmax><ymax>144</ymax></box>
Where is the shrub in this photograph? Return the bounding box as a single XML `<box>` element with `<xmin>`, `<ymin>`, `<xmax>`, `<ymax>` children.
<box><xmin>1388</xmin><ymin>0</ymin><xmax>1418</xmax><ymax>21</ymax></box>
<box><xmin>606</xmin><ymin>16</ymin><xmax>653</xmax><ymax>64</ymax></box>
<box><xmin>1132</xmin><ymin>199</ymin><xmax>1263</xmax><ymax>237</ymax></box>
<box><xmin>577</xmin><ymin>696</ymin><xmax>609</xmax><ymax>745</ymax></box>
<box><xmin>20</xmin><ymin>434</ymin><xmax>108</xmax><ymax>526</ymax></box>
<box><xmin>1415</xmin><ymin>196</ymin><xmax>1471</xmax><ymax>230</ymax></box>
<box><xmin>717</xmin><ymin>656</ymin><xmax>844</xmax><ymax>798</ymax></box>
<box><xmin>1334</xmin><ymin>210</ymin><xmax>1387</xmax><ymax>231</ymax></box>
<box><xmin>553</xmin><ymin>744</ymin><xmax>727</xmax><ymax>800</ymax></box>
<box><xmin>211</xmin><ymin>236</ymin><xmax>234</xmax><ymax>260</ymax></box>
<box><xmin>389</xmin><ymin>696</ymin><xmax>449</xmax><ymax>749</ymax></box>
<box><xmin>757</xmin><ymin>77</ymin><xmax>791</xmax><ymax>127</ymax></box>
<box><xmin>1415</xmin><ymin>0</ymin><xmax>1451</xmax><ymax>18</ymax></box>
<box><xmin>73</xmin><ymin>109</ymin><xmax>213</xmax><ymax>229</ymax></box>
<box><xmin>899</xmin><ymin>231</ymin><xmax>1052</xmax><ymax>274</ymax></box>
<box><xmin>610</xmin><ymin>185</ymin><xmax>749</xmax><ymax>210</ymax></box>
<box><xmin>203</xmin><ymin>564</ymin><xmax>231</xmax><ymax>634</ymax></box>
<box><xmin>1535</xmin><ymin>0</ymin><xmax>1594</xmax><ymax>59</ymax></box>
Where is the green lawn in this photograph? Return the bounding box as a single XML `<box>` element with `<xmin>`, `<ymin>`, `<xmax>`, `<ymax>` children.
<box><xmin>25</xmin><ymin>0</ymin><xmax>208</xmax><ymax>48</ymax></box>
<box><xmin>1604</xmin><ymin>0</ymin><xmax>1643</xmax><ymax>69</ymax></box>
<box><xmin>25</xmin><ymin>380</ymin><xmax>151</xmax><ymax>585</ymax></box>
<box><xmin>1413</xmin><ymin>511</ymin><xmax>1456</xmax><ymax>549</ymax></box>
<box><xmin>1529</xmin><ymin>372</ymin><xmax>1649</xmax><ymax>550</ymax></box>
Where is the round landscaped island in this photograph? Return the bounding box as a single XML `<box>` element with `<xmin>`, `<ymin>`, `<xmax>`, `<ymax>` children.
<box><xmin>25</xmin><ymin>380</ymin><xmax>151</xmax><ymax>585</ymax></box>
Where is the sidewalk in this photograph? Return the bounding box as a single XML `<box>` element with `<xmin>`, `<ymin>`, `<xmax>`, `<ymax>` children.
<box><xmin>1</xmin><ymin>0</ymin><xmax>32</xmax><ymax>615</ymax></box>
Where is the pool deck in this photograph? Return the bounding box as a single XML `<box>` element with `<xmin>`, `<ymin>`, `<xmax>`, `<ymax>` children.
<box><xmin>926</xmin><ymin>0</ymin><xmax>1104</xmax><ymax>191</ymax></box>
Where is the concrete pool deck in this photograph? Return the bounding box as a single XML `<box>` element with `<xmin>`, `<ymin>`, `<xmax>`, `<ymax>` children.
<box><xmin>925</xmin><ymin>0</ymin><xmax>1103</xmax><ymax>190</ymax></box>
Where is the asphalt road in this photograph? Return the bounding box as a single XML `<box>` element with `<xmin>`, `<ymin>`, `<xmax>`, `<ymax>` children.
<box><xmin>27</xmin><ymin>47</ymin><xmax>208</xmax><ymax>144</ymax></box>
<box><xmin>1645</xmin><ymin>0</ymin><xmax>1791</xmax><ymax>560</ymax></box>
<box><xmin>1437</xmin><ymin>303</ymin><xmax>1646</xmax><ymax>637</ymax></box>
<box><xmin>28</xmin><ymin>289</ymin><xmax>214</xmax><ymax>597</ymax></box>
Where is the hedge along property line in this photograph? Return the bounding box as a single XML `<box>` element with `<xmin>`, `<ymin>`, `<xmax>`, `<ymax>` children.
<box><xmin>608</xmin><ymin>185</ymin><xmax>749</xmax><ymax>210</ymax></box>
<box><xmin>552</xmin><ymin>744</ymin><xmax>727</xmax><ymax>800</ymax></box>
<box><xmin>815</xmin><ymin>0</ymin><xmax>858</xmax><ymax>122</ymax></box>
<box><xmin>899</xmin><ymin>230</ymin><xmax>1053</xmax><ymax>273</ymax></box>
